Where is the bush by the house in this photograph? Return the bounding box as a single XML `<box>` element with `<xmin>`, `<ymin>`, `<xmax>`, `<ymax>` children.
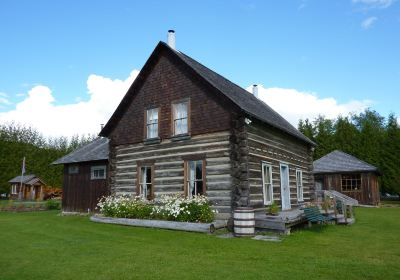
<box><xmin>45</xmin><ymin>198</ymin><xmax>61</xmax><ymax>210</ymax></box>
<box><xmin>97</xmin><ymin>194</ymin><xmax>216</xmax><ymax>223</ymax></box>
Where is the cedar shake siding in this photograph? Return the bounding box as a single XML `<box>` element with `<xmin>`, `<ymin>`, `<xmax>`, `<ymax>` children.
<box><xmin>108</xmin><ymin>49</ymin><xmax>233</xmax><ymax>146</ymax></box>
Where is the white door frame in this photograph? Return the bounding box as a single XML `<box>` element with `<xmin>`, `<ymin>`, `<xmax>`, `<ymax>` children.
<box><xmin>280</xmin><ymin>163</ymin><xmax>291</xmax><ymax>210</ymax></box>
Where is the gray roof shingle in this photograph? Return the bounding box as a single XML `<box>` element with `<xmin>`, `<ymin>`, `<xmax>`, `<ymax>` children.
<box><xmin>313</xmin><ymin>150</ymin><xmax>378</xmax><ymax>174</ymax></box>
<box><xmin>169</xmin><ymin>43</ymin><xmax>314</xmax><ymax>145</ymax></box>
<box><xmin>52</xmin><ymin>137</ymin><xmax>109</xmax><ymax>165</ymax></box>
<box><xmin>9</xmin><ymin>174</ymin><xmax>36</xmax><ymax>184</ymax></box>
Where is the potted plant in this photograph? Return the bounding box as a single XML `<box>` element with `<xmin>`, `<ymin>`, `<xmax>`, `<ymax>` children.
<box><xmin>266</xmin><ymin>202</ymin><xmax>279</xmax><ymax>216</ymax></box>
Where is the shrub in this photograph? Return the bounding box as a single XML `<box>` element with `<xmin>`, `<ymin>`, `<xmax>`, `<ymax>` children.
<box><xmin>97</xmin><ymin>194</ymin><xmax>216</xmax><ymax>223</ymax></box>
<box><xmin>46</xmin><ymin>199</ymin><xmax>61</xmax><ymax>210</ymax></box>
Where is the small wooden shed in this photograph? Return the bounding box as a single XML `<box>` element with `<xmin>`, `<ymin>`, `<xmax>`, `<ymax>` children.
<box><xmin>52</xmin><ymin>137</ymin><xmax>110</xmax><ymax>213</ymax></box>
<box><xmin>313</xmin><ymin>150</ymin><xmax>380</xmax><ymax>206</ymax></box>
<box><xmin>8</xmin><ymin>174</ymin><xmax>47</xmax><ymax>200</ymax></box>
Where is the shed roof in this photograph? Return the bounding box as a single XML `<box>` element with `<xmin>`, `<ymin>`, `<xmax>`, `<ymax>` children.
<box><xmin>100</xmin><ymin>42</ymin><xmax>314</xmax><ymax>146</ymax></box>
<box><xmin>52</xmin><ymin>137</ymin><xmax>109</xmax><ymax>165</ymax></box>
<box><xmin>8</xmin><ymin>174</ymin><xmax>46</xmax><ymax>185</ymax></box>
<box><xmin>313</xmin><ymin>150</ymin><xmax>379</xmax><ymax>174</ymax></box>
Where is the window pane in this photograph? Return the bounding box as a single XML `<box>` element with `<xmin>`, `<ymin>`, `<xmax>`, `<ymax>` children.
<box><xmin>266</xmin><ymin>183</ymin><xmax>271</xmax><ymax>202</ymax></box>
<box><xmin>196</xmin><ymin>181</ymin><xmax>203</xmax><ymax>196</ymax></box>
<box><xmin>195</xmin><ymin>161</ymin><xmax>203</xmax><ymax>180</ymax></box>
<box><xmin>173</xmin><ymin>102</ymin><xmax>188</xmax><ymax>135</ymax></box>
<box><xmin>146</xmin><ymin>167</ymin><xmax>151</xmax><ymax>184</ymax></box>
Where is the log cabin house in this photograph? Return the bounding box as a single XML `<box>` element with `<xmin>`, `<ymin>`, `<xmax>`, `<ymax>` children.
<box><xmin>313</xmin><ymin>150</ymin><xmax>380</xmax><ymax>206</ymax></box>
<box><xmin>52</xmin><ymin>137</ymin><xmax>109</xmax><ymax>212</ymax></box>
<box><xmin>8</xmin><ymin>174</ymin><xmax>46</xmax><ymax>200</ymax></box>
<box><xmin>98</xmin><ymin>31</ymin><xmax>315</xmax><ymax>220</ymax></box>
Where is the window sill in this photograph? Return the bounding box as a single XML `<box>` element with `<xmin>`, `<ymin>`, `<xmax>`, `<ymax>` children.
<box><xmin>143</xmin><ymin>137</ymin><xmax>161</xmax><ymax>145</ymax></box>
<box><xmin>171</xmin><ymin>134</ymin><xmax>191</xmax><ymax>142</ymax></box>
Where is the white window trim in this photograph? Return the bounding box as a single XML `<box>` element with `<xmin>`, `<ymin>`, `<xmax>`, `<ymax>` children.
<box><xmin>296</xmin><ymin>169</ymin><xmax>304</xmax><ymax>202</ymax></box>
<box><xmin>11</xmin><ymin>184</ymin><xmax>17</xmax><ymax>194</ymax></box>
<box><xmin>261</xmin><ymin>161</ymin><xmax>273</xmax><ymax>205</ymax></box>
<box><xmin>91</xmin><ymin>165</ymin><xmax>106</xmax><ymax>180</ymax></box>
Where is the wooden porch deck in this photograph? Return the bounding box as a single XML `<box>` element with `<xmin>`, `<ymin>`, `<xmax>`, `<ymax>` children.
<box><xmin>254</xmin><ymin>208</ymin><xmax>306</xmax><ymax>235</ymax></box>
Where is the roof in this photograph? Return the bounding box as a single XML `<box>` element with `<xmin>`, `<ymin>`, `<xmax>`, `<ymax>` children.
<box><xmin>100</xmin><ymin>41</ymin><xmax>314</xmax><ymax>146</ymax></box>
<box><xmin>313</xmin><ymin>150</ymin><xmax>379</xmax><ymax>174</ymax></box>
<box><xmin>8</xmin><ymin>174</ymin><xmax>46</xmax><ymax>185</ymax></box>
<box><xmin>52</xmin><ymin>137</ymin><xmax>109</xmax><ymax>165</ymax></box>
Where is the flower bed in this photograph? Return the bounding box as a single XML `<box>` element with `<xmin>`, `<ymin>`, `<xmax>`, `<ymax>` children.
<box><xmin>97</xmin><ymin>194</ymin><xmax>216</xmax><ymax>223</ymax></box>
<box><xmin>94</xmin><ymin>194</ymin><xmax>223</xmax><ymax>233</ymax></box>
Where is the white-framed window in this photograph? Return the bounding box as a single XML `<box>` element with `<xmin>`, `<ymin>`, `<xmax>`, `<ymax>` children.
<box><xmin>91</xmin><ymin>165</ymin><xmax>106</xmax><ymax>180</ymax></box>
<box><xmin>172</xmin><ymin>102</ymin><xmax>188</xmax><ymax>135</ymax></box>
<box><xmin>68</xmin><ymin>165</ymin><xmax>79</xmax><ymax>174</ymax></box>
<box><xmin>185</xmin><ymin>160</ymin><xmax>205</xmax><ymax>198</ymax></box>
<box><xmin>11</xmin><ymin>184</ymin><xmax>18</xmax><ymax>194</ymax></box>
<box><xmin>146</xmin><ymin>108</ymin><xmax>159</xmax><ymax>139</ymax></box>
<box><xmin>139</xmin><ymin>166</ymin><xmax>153</xmax><ymax>200</ymax></box>
<box><xmin>296</xmin><ymin>169</ymin><xmax>304</xmax><ymax>202</ymax></box>
<box><xmin>261</xmin><ymin>162</ymin><xmax>273</xmax><ymax>205</ymax></box>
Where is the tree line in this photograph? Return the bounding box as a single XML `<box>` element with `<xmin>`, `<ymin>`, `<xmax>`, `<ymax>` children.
<box><xmin>298</xmin><ymin>109</ymin><xmax>400</xmax><ymax>195</ymax></box>
<box><xmin>0</xmin><ymin>123</ymin><xmax>94</xmax><ymax>195</ymax></box>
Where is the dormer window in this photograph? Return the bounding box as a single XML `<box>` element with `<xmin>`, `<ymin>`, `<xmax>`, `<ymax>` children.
<box><xmin>146</xmin><ymin>108</ymin><xmax>159</xmax><ymax>139</ymax></box>
<box><xmin>172</xmin><ymin>101</ymin><xmax>189</xmax><ymax>136</ymax></box>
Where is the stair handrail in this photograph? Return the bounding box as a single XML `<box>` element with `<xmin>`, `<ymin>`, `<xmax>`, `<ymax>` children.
<box><xmin>322</xmin><ymin>190</ymin><xmax>359</xmax><ymax>206</ymax></box>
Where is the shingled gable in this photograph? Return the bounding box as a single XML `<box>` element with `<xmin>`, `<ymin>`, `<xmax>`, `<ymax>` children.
<box><xmin>313</xmin><ymin>150</ymin><xmax>379</xmax><ymax>174</ymax></box>
<box><xmin>99</xmin><ymin>41</ymin><xmax>314</xmax><ymax>145</ymax></box>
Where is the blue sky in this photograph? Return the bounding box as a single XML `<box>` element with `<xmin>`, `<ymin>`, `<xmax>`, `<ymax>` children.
<box><xmin>0</xmin><ymin>0</ymin><xmax>399</xmax><ymax>137</ymax></box>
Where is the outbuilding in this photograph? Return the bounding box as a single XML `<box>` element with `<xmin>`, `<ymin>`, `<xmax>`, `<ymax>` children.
<box><xmin>52</xmin><ymin>137</ymin><xmax>109</xmax><ymax>213</ymax></box>
<box><xmin>8</xmin><ymin>174</ymin><xmax>47</xmax><ymax>200</ymax></box>
<box><xmin>313</xmin><ymin>150</ymin><xmax>380</xmax><ymax>205</ymax></box>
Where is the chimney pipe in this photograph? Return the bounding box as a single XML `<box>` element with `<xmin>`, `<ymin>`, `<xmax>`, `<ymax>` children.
<box><xmin>100</xmin><ymin>124</ymin><xmax>104</xmax><ymax>130</ymax></box>
<box><xmin>167</xmin><ymin>30</ymin><xmax>176</xmax><ymax>49</ymax></box>
<box><xmin>252</xmin><ymin>84</ymin><xmax>258</xmax><ymax>98</ymax></box>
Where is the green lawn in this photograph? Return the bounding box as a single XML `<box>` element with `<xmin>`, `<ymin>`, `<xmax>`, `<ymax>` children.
<box><xmin>0</xmin><ymin>208</ymin><xmax>399</xmax><ymax>280</ymax></box>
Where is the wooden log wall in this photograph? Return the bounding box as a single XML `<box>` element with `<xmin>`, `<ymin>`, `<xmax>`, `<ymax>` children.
<box><xmin>111</xmin><ymin>131</ymin><xmax>232</xmax><ymax>219</ymax></box>
<box><xmin>230</xmin><ymin>116</ymin><xmax>250</xmax><ymax>208</ymax></box>
<box><xmin>246</xmin><ymin>121</ymin><xmax>314</xmax><ymax>209</ymax></box>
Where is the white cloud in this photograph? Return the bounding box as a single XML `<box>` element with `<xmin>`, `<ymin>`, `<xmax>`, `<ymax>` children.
<box><xmin>0</xmin><ymin>92</ymin><xmax>11</xmax><ymax>105</ymax></box>
<box><xmin>0</xmin><ymin>70</ymin><xmax>139</xmax><ymax>138</ymax></box>
<box><xmin>361</xmin><ymin>16</ymin><xmax>378</xmax><ymax>29</ymax></box>
<box><xmin>247</xmin><ymin>85</ymin><xmax>371</xmax><ymax>126</ymax></box>
<box><xmin>352</xmin><ymin>0</ymin><xmax>395</xmax><ymax>9</ymax></box>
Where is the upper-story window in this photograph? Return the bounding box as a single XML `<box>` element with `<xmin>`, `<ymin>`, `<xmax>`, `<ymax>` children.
<box><xmin>172</xmin><ymin>101</ymin><xmax>189</xmax><ymax>136</ymax></box>
<box><xmin>146</xmin><ymin>108</ymin><xmax>159</xmax><ymax>139</ymax></box>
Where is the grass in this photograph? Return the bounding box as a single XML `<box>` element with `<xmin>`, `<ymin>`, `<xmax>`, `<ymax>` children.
<box><xmin>0</xmin><ymin>208</ymin><xmax>399</xmax><ymax>280</ymax></box>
